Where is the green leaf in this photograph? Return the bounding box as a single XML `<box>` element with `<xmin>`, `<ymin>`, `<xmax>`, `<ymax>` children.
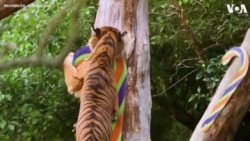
<box><xmin>8</xmin><ymin>124</ymin><xmax>15</xmax><ymax>131</ymax></box>
<box><xmin>0</xmin><ymin>120</ymin><xmax>7</xmax><ymax>129</ymax></box>
<box><xmin>183</xmin><ymin>0</ymin><xmax>189</xmax><ymax>4</ymax></box>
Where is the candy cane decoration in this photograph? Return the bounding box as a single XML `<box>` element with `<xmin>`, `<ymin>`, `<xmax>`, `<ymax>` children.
<box><xmin>201</xmin><ymin>47</ymin><xmax>249</xmax><ymax>132</ymax></box>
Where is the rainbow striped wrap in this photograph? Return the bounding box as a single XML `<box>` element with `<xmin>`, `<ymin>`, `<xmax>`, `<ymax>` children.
<box><xmin>73</xmin><ymin>45</ymin><xmax>127</xmax><ymax>141</ymax></box>
<box><xmin>201</xmin><ymin>47</ymin><xmax>249</xmax><ymax>132</ymax></box>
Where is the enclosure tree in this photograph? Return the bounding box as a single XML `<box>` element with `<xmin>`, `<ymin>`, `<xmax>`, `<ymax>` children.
<box><xmin>94</xmin><ymin>0</ymin><xmax>151</xmax><ymax>140</ymax></box>
<box><xmin>191</xmin><ymin>29</ymin><xmax>250</xmax><ymax>141</ymax></box>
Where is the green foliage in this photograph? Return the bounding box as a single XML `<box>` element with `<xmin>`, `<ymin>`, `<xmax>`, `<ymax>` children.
<box><xmin>0</xmin><ymin>0</ymin><xmax>96</xmax><ymax>140</ymax></box>
<box><xmin>0</xmin><ymin>67</ymin><xmax>77</xmax><ymax>140</ymax></box>
<box><xmin>149</xmin><ymin>0</ymin><xmax>250</xmax><ymax>140</ymax></box>
<box><xmin>196</xmin><ymin>55</ymin><xmax>226</xmax><ymax>91</ymax></box>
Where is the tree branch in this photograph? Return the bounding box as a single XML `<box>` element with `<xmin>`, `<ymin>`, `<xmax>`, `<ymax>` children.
<box><xmin>0</xmin><ymin>55</ymin><xmax>58</xmax><ymax>70</ymax></box>
<box><xmin>0</xmin><ymin>0</ymin><xmax>35</xmax><ymax>20</ymax></box>
<box><xmin>172</xmin><ymin>0</ymin><xmax>216</xmax><ymax>95</ymax></box>
<box><xmin>36</xmin><ymin>3</ymin><xmax>71</xmax><ymax>57</ymax></box>
<box><xmin>172</xmin><ymin>0</ymin><xmax>203</xmax><ymax>61</ymax></box>
<box><xmin>149</xmin><ymin>12</ymin><xmax>175</xmax><ymax>18</ymax></box>
<box><xmin>0</xmin><ymin>0</ymin><xmax>88</xmax><ymax>72</ymax></box>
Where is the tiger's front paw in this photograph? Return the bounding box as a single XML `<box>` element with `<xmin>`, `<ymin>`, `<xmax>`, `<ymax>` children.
<box><xmin>67</xmin><ymin>87</ymin><xmax>75</xmax><ymax>95</ymax></box>
<box><xmin>63</xmin><ymin>52</ymin><xmax>75</xmax><ymax>66</ymax></box>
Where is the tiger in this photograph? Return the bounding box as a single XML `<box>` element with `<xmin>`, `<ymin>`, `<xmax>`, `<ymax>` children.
<box><xmin>63</xmin><ymin>25</ymin><xmax>127</xmax><ymax>141</ymax></box>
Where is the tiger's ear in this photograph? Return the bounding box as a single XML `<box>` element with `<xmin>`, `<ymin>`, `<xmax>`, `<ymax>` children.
<box><xmin>119</xmin><ymin>31</ymin><xmax>127</xmax><ymax>41</ymax></box>
<box><xmin>91</xmin><ymin>24</ymin><xmax>101</xmax><ymax>37</ymax></box>
<box><xmin>120</xmin><ymin>31</ymin><xmax>127</xmax><ymax>37</ymax></box>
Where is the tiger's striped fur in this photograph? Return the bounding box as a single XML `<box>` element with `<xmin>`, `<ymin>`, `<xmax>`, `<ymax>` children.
<box><xmin>63</xmin><ymin>26</ymin><xmax>126</xmax><ymax>141</ymax></box>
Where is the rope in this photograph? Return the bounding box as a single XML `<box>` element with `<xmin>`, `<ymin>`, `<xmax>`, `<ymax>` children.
<box><xmin>73</xmin><ymin>45</ymin><xmax>127</xmax><ymax>141</ymax></box>
<box><xmin>201</xmin><ymin>47</ymin><xmax>249</xmax><ymax>132</ymax></box>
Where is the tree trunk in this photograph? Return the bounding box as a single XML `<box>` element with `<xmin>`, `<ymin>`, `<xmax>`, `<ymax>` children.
<box><xmin>94</xmin><ymin>0</ymin><xmax>151</xmax><ymax>140</ymax></box>
<box><xmin>190</xmin><ymin>28</ymin><xmax>250</xmax><ymax>141</ymax></box>
<box><xmin>0</xmin><ymin>0</ymin><xmax>35</xmax><ymax>20</ymax></box>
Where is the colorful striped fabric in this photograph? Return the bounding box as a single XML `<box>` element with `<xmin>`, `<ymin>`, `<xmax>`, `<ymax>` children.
<box><xmin>201</xmin><ymin>47</ymin><xmax>249</xmax><ymax>132</ymax></box>
<box><xmin>72</xmin><ymin>45</ymin><xmax>127</xmax><ymax>141</ymax></box>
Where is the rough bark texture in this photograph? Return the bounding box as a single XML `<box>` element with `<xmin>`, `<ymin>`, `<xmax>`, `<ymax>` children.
<box><xmin>190</xmin><ymin>28</ymin><xmax>250</xmax><ymax>141</ymax></box>
<box><xmin>122</xmin><ymin>0</ymin><xmax>151</xmax><ymax>140</ymax></box>
<box><xmin>94</xmin><ymin>0</ymin><xmax>122</xmax><ymax>29</ymax></box>
<box><xmin>95</xmin><ymin>0</ymin><xmax>151</xmax><ymax>140</ymax></box>
<box><xmin>0</xmin><ymin>0</ymin><xmax>35</xmax><ymax>20</ymax></box>
<box><xmin>121</xmin><ymin>0</ymin><xmax>140</xmax><ymax>139</ymax></box>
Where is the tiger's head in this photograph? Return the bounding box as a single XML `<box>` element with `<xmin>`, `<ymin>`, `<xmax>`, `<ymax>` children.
<box><xmin>88</xmin><ymin>25</ymin><xmax>127</xmax><ymax>57</ymax></box>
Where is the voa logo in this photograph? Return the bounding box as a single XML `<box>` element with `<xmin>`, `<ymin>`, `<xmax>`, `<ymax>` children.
<box><xmin>226</xmin><ymin>4</ymin><xmax>248</xmax><ymax>14</ymax></box>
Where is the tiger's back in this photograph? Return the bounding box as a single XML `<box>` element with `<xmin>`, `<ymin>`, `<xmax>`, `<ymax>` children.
<box><xmin>75</xmin><ymin>26</ymin><xmax>126</xmax><ymax>141</ymax></box>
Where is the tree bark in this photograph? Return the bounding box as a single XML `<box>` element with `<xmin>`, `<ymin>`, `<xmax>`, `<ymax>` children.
<box><xmin>190</xmin><ymin>28</ymin><xmax>250</xmax><ymax>141</ymax></box>
<box><xmin>0</xmin><ymin>0</ymin><xmax>35</xmax><ymax>20</ymax></box>
<box><xmin>122</xmin><ymin>0</ymin><xmax>151</xmax><ymax>140</ymax></box>
<box><xmin>94</xmin><ymin>0</ymin><xmax>151</xmax><ymax>140</ymax></box>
